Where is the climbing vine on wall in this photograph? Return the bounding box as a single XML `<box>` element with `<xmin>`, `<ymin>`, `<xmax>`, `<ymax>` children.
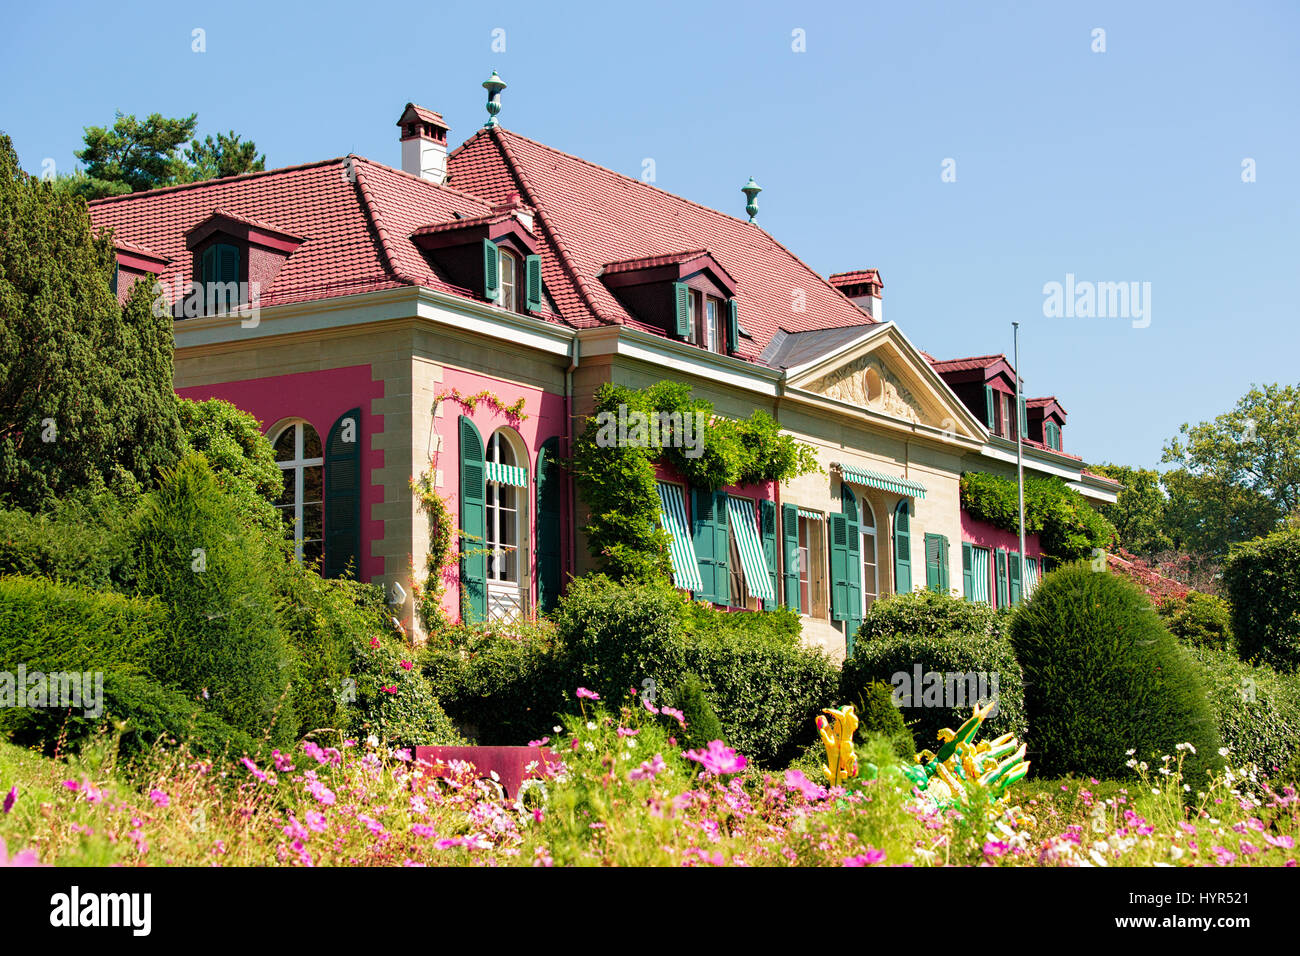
<box><xmin>410</xmin><ymin>388</ymin><xmax>529</xmax><ymax>634</ymax></box>
<box><xmin>567</xmin><ymin>381</ymin><xmax>820</xmax><ymax>583</ymax></box>
<box><xmin>959</xmin><ymin>470</ymin><xmax>1116</xmax><ymax>561</ymax></box>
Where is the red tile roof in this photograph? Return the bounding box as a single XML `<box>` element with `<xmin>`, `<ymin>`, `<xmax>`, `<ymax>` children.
<box><xmin>828</xmin><ymin>269</ymin><xmax>882</xmax><ymax>287</ymax></box>
<box><xmin>445</xmin><ymin>127</ymin><xmax>875</xmax><ymax>354</ymax></box>
<box><xmin>928</xmin><ymin>353</ymin><xmax>1007</xmax><ymax>374</ymax></box>
<box><xmin>1081</xmin><ymin>468</ymin><xmax>1122</xmax><ymax>486</ymax></box>
<box><xmin>602</xmin><ymin>250</ymin><xmax>712</xmax><ymax>273</ymax></box>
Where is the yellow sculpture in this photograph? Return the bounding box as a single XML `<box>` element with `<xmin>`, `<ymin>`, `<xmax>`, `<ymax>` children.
<box><xmin>816</xmin><ymin>705</ymin><xmax>860</xmax><ymax>785</ymax></box>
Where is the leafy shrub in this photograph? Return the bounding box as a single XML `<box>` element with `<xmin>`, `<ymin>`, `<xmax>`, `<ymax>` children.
<box><xmin>1158</xmin><ymin>591</ymin><xmax>1235</xmax><ymax>653</ymax></box>
<box><xmin>1187</xmin><ymin>645</ymin><xmax>1300</xmax><ymax>780</ymax></box>
<box><xmin>842</xmin><ymin>633</ymin><xmax>1026</xmax><ymax>751</ymax></box>
<box><xmin>0</xmin><ymin>575</ymin><xmax>166</xmax><ymax>677</ymax></box>
<box><xmin>1009</xmin><ymin>562</ymin><xmax>1222</xmax><ymax>785</ymax></box>
<box><xmin>0</xmin><ymin>494</ymin><xmax>135</xmax><ymax>589</ymax></box>
<box><xmin>430</xmin><ymin>576</ymin><xmax>837</xmax><ymax>765</ymax></box>
<box><xmin>128</xmin><ymin>454</ymin><xmax>298</xmax><ymax>746</ymax></box>
<box><xmin>855</xmin><ymin>589</ymin><xmax>1005</xmax><ymax>645</ymax></box>
<box><xmin>852</xmin><ymin>680</ymin><xmax>916</xmax><ymax>759</ymax></box>
<box><xmin>960</xmin><ymin>471</ymin><xmax>1115</xmax><ymax>560</ymax></box>
<box><xmin>1222</xmin><ymin>529</ymin><xmax>1300</xmax><ymax>672</ymax></box>
<box><xmin>672</xmin><ymin>672</ymin><xmax>725</xmax><ymax>750</ymax></box>
<box><xmin>3</xmin><ymin>671</ymin><xmax>257</xmax><ymax>762</ymax></box>
<box><xmin>343</xmin><ymin>632</ymin><xmax>463</xmax><ymax>748</ymax></box>
<box><xmin>177</xmin><ymin>398</ymin><xmax>285</xmax><ymax>540</ymax></box>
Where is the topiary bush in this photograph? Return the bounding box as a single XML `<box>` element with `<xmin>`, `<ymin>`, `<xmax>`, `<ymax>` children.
<box><xmin>343</xmin><ymin>631</ymin><xmax>463</xmax><ymax>748</ymax></box>
<box><xmin>672</xmin><ymin>672</ymin><xmax>725</xmax><ymax>750</ymax></box>
<box><xmin>1187</xmin><ymin>645</ymin><xmax>1300</xmax><ymax>780</ymax></box>
<box><xmin>842</xmin><ymin>633</ymin><xmax>1026</xmax><ymax>750</ymax></box>
<box><xmin>128</xmin><ymin>454</ymin><xmax>299</xmax><ymax>746</ymax></box>
<box><xmin>1158</xmin><ymin>591</ymin><xmax>1235</xmax><ymax>653</ymax></box>
<box><xmin>177</xmin><ymin>398</ymin><xmax>285</xmax><ymax>540</ymax></box>
<box><xmin>1222</xmin><ymin>529</ymin><xmax>1300</xmax><ymax>672</ymax></box>
<box><xmin>852</xmin><ymin>679</ymin><xmax>916</xmax><ymax>759</ymax></box>
<box><xmin>1009</xmin><ymin>562</ymin><xmax>1222</xmax><ymax>786</ymax></box>
<box><xmin>855</xmin><ymin>588</ymin><xmax>1006</xmax><ymax>645</ymax></box>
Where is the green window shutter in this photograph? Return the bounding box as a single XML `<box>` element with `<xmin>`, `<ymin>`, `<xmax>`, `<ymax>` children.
<box><xmin>525</xmin><ymin>254</ymin><xmax>543</xmax><ymax>312</ymax></box>
<box><xmin>711</xmin><ymin>490</ymin><xmax>730</xmax><ymax>603</ymax></box>
<box><xmin>323</xmin><ymin>408</ymin><xmax>362</xmax><ymax>579</ymax></box>
<box><xmin>482</xmin><ymin>239</ymin><xmax>500</xmax><ymax>302</ymax></box>
<box><xmin>961</xmin><ymin>542</ymin><xmax>974</xmax><ymax>600</ymax></box>
<box><xmin>218</xmin><ymin>243</ymin><xmax>240</xmax><ymax>285</ymax></box>
<box><xmin>672</xmin><ymin>282</ymin><xmax>691</xmax><ymax>339</ymax></box>
<box><xmin>940</xmin><ymin>536</ymin><xmax>951</xmax><ymax>592</ymax></box>
<box><xmin>1018</xmin><ymin>396</ymin><xmax>1028</xmax><ymax>439</ymax></box>
<box><xmin>893</xmin><ymin>500</ymin><xmax>912</xmax><ymax>594</ymax></box>
<box><xmin>535</xmin><ymin>437</ymin><xmax>563</xmax><ymax>613</ymax></box>
<box><xmin>200</xmin><ymin>245</ymin><xmax>217</xmax><ymax>285</ymax></box>
<box><xmin>459</xmin><ymin>416</ymin><xmax>487</xmax><ymax>622</ymax></box>
<box><xmin>725</xmin><ymin>298</ymin><xmax>740</xmax><ymax>354</ymax></box>
<box><xmin>692</xmin><ymin>487</ymin><xmax>729</xmax><ymax>604</ymax></box>
<box><xmin>759</xmin><ymin>499</ymin><xmax>778</xmax><ymax>612</ymax></box>
<box><xmin>995</xmin><ymin>549</ymin><xmax>1008</xmax><ymax>608</ymax></box>
<box><xmin>781</xmin><ymin>503</ymin><xmax>800</xmax><ymax>613</ymax></box>
<box><xmin>1009</xmin><ymin>551</ymin><xmax>1022</xmax><ymax>606</ymax></box>
<box><xmin>984</xmin><ymin>384</ymin><xmax>995</xmax><ymax>430</ymax></box>
<box><xmin>829</xmin><ymin>513</ymin><xmax>849</xmax><ymax>621</ymax></box>
<box><xmin>925</xmin><ymin>533</ymin><xmax>943</xmax><ymax>593</ymax></box>
<box><xmin>842</xmin><ymin>490</ymin><xmax>861</xmax><ymax>637</ymax></box>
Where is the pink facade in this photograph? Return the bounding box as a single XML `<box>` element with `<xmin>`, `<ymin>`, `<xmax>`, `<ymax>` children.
<box><xmin>960</xmin><ymin>511</ymin><xmax>1043</xmax><ymax>557</ymax></box>
<box><xmin>176</xmin><ymin>365</ymin><xmax>386</xmax><ymax>580</ymax></box>
<box><xmin>436</xmin><ymin>367</ymin><xmax>567</xmax><ymax>621</ymax></box>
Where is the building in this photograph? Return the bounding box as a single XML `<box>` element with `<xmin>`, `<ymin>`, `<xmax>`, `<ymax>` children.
<box><xmin>88</xmin><ymin>76</ymin><xmax>1119</xmax><ymax>660</ymax></box>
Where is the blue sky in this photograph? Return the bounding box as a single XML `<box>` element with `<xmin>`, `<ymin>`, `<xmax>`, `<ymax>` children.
<box><xmin>3</xmin><ymin>0</ymin><xmax>1296</xmax><ymax>468</ymax></box>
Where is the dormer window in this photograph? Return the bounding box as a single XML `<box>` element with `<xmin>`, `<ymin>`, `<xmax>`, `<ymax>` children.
<box><xmin>601</xmin><ymin>249</ymin><xmax>741</xmax><ymax>356</ymax></box>
<box><xmin>499</xmin><ymin>246</ymin><xmax>520</xmax><ymax>312</ymax></box>
<box><xmin>1045</xmin><ymin>422</ymin><xmax>1062</xmax><ymax>450</ymax></box>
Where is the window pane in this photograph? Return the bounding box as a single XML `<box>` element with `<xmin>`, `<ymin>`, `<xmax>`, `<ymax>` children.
<box><xmin>302</xmin><ymin>502</ymin><xmax>323</xmax><ymax>542</ymax></box>
<box><xmin>500</xmin><ymin>252</ymin><xmax>517</xmax><ymax>311</ymax></box>
<box><xmin>302</xmin><ymin>425</ymin><xmax>322</xmax><ymax>460</ymax></box>
<box><xmin>274</xmin><ymin>428</ymin><xmax>296</xmax><ymax>461</ymax></box>
<box><xmin>303</xmin><ymin>464</ymin><xmax>323</xmax><ymax>503</ymax></box>
<box><xmin>276</xmin><ymin>467</ymin><xmax>294</xmax><ymax>507</ymax></box>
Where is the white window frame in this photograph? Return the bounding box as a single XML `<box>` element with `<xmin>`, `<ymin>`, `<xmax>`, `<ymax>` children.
<box><xmin>272</xmin><ymin>421</ymin><xmax>324</xmax><ymax>563</ymax></box>
<box><xmin>499</xmin><ymin>247</ymin><xmax>520</xmax><ymax>312</ymax></box>
<box><xmin>860</xmin><ymin>499</ymin><xmax>879</xmax><ymax>616</ymax></box>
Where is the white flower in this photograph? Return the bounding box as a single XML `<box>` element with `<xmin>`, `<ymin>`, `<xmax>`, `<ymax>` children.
<box><xmin>1169</xmin><ymin>844</ymin><xmax>1184</xmax><ymax>860</ymax></box>
<box><xmin>553</xmin><ymin>725</ymin><xmax>563</xmax><ymax>734</ymax></box>
<box><xmin>585</xmin><ymin>721</ymin><xmax>596</xmax><ymax>731</ymax></box>
<box><xmin>1218</xmin><ymin>747</ymin><xmax>1230</xmax><ymax>757</ymax></box>
<box><xmin>583</xmin><ymin>741</ymin><xmax>595</xmax><ymax>752</ymax></box>
<box><xmin>1176</xmin><ymin>742</ymin><xmax>1197</xmax><ymax>754</ymax></box>
<box><xmin>1125</xmin><ymin>749</ymin><xmax>1136</xmax><ymax>756</ymax></box>
<box><xmin>366</xmin><ymin>734</ymin><xmax>379</xmax><ymax>748</ymax></box>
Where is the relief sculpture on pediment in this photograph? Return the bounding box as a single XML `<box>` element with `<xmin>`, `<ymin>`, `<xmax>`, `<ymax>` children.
<box><xmin>808</xmin><ymin>354</ymin><xmax>923</xmax><ymax>423</ymax></box>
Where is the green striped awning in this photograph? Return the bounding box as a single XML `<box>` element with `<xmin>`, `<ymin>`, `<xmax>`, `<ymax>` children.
<box><xmin>656</xmin><ymin>482</ymin><xmax>703</xmax><ymax>592</ymax></box>
<box><xmin>796</xmin><ymin>507</ymin><xmax>823</xmax><ymax>521</ymax></box>
<box><xmin>726</xmin><ymin>496</ymin><xmax>775</xmax><ymax>603</ymax></box>
<box><xmin>835</xmin><ymin>463</ymin><xmax>927</xmax><ymax>500</ymax></box>
<box><xmin>485</xmin><ymin>461</ymin><xmax>528</xmax><ymax>487</ymax></box>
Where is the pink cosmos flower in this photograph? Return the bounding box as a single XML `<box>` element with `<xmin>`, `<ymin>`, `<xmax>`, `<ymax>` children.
<box><xmin>400</xmin><ymin>660</ymin><xmax>414</xmax><ymax>671</ymax></box>
<box><xmin>306</xmin><ymin>781</ymin><xmax>336</xmax><ymax>806</ymax></box>
<box><xmin>148</xmin><ymin>789</ymin><xmax>169</xmax><ymax>808</ymax></box>
<box><xmin>411</xmin><ymin>823</ymin><xmax>437</xmax><ymax>838</ymax></box>
<box><xmin>369</xmin><ymin>636</ymin><xmax>381</xmax><ymax>648</ymax></box>
<box><xmin>272</xmin><ymin>750</ymin><xmax>295</xmax><ymax>772</ymax></box>
<box><xmin>3</xmin><ymin>786</ymin><xmax>16</xmax><ymax>814</ymax></box>
<box><xmin>1265</xmin><ymin>834</ymin><xmax>1295</xmax><ymax>849</ymax></box>
<box><xmin>683</xmin><ymin>740</ymin><xmax>746</xmax><ymax>776</ymax></box>
<box><xmin>784</xmin><ymin>769</ymin><xmax>827</xmax><ymax>801</ymax></box>
<box><xmin>576</xmin><ymin>687</ymin><xmax>599</xmax><ymax>701</ymax></box>
<box><xmin>642</xmin><ymin>697</ymin><xmax>661</xmax><ymax>715</ymax></box>
<box><xmin>305</xmin><ymin>811</ymin><xmax>328</xmax><ymax>833</ymax></box>
<box><xmin>660</xmin><ymin>706</ymin><xmax>687</xmax><ymax>729</ymax></box>
<box><xmin>382</xmin><ymin>685</ymin><xmax>399</xmax><ymax>694</ymax></box>
<box><xmin>617</xmin><ymin>727</ymin><xmax>639</xmax><ymax>738</ymax></box>
<box><xmin>843</xmin><ymin>848</ymin><xmax>887</xmax><ymax>866</ymax></box>
<box><xmin>241</xmin><ymin>757</ymin><xmax>269</xmax><ymax>782</ymax></box>
<box><xmin>629</xmin><ymin>754</ymin><xmax>667</xmax><ymax>782</ymax></box>
<box><xmin>1212</xmin><ymin>846</ymin><xmax>1236</xmax><ymax>866</ymax></box>
<box><xmin>982</xmin><ymin>841</ymin><xmax>1010</xmax><ymax>858</ymax></box>
<box><xmin>61</xmin><ymin>780</ymin><xmax>81</xmax><ymax>792</ymax></box>
<box><xmin>0</xmin><ymin>838</ymin><xmax>43</xmax><ymax>867</ymax></box>
<box><xmin>527</xmin><ymin>737</ymin><xmax>550</xmax><ymax>747</ymax></box>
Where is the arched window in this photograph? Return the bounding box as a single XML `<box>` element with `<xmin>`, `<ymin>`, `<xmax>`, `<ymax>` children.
<box><xmin>485</xmin><ymin>429</ymin><xmax>528</xmax><ymax>620</ymax></box>
<box><xmin>272</xmin><ymin>421</ymin><xmax>324</xmax><ymax>564</ymax></box>
<box><xmin>499</xmin><ymin>248</ymin><xmax>520</xmax><ymax>312</ymax></box>
<box><xmin>860</xmin><ymin>499</ymin><xmax>879</xmax><ymax>613</ymax></box>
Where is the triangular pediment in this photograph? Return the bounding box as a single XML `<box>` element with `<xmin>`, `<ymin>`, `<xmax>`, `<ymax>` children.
<box><xmin>785</xmin><ymin>325</ymin><xmax>986</xmax><ymax>440</ymax></box>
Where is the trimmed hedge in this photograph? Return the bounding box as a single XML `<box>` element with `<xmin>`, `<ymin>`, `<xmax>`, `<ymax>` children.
<box><xmin>842</xmin><ymin>633</ymin><xmax>1027</xmax><ymax>751</ymax></box>
<box><xmin>1222</xmin><ymin>529</ymin><xmax>1300</xmax><ymax>672</ymax></box>
<box><xmin>855</xmin><ymin>588</ymin><xmax>1007</xmax><ymax>645</ymax></box>
<box><xmin>345</xmin><ymin>632</ymin><xmax>464</xmax><ymax>748</ymax></box>
<box><xmin>674</xmin><ymin>672</ymin><xmax>726</xmax><ymax>750</ymax></box>
<box><xmin>1188</xmin><ymin>645</ymin><xmax>1300</xmax><ymax>779</ymax></box>
<box><xmin>426</xmin><ymin>576</ymin><xmax>838</xmax><ymax>766</ymax></box>
<box><xmin>960</xmin><ymin>471</ymin><xmax>1115</xmax><ymax>560</ymax></box>
<box><xmin>0</xmin><ymin>496</ymin><xmax>134</xmax><ymax>589</ymax></box>
<box><xmin>852</xmin><ymin>679</ymin><xmax>916</xmax><ymax>759</ymax></box>
<box><xmin>1009</xmin><ymin>563</ymin><xmax>1222</xmax><ymax>786</ymax></box>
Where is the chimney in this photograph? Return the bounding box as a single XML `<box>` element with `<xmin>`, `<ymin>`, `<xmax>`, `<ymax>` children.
<box><xmin>828</xmin><ymin>270</ymin><xmax>884</xmax><ymax>321</ymax></box>
<box><xmin>396</xmin><ymin>103</ymin><xmax>450</xmax><ymax>184</ymax></box>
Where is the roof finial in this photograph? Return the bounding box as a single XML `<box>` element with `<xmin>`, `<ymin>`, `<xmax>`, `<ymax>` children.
<box><xmin>742</xmin><ymin>177</ymin><xmax>762</xmax><ymax>223</ymax></box>
<box><xmin>483</xmin><ymin>71</ymin><xmax>507</xmax><ymax>128</ymax></box>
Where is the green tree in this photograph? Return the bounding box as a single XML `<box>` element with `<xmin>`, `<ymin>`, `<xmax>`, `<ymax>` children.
<box><xmin>181</xmin><ymin>131</ymin><xmax>266</xmax><ymax>182</ymax></box>
<box><xmin>1161</xmin><ymin>383</ymin><xmax>1300</xmax><ymax>552</ymax></box>
<box><xmin>1089</xmin><ymin>463</ymin><xmax>1174</xmax><ymax>555</ymax></box>
<box><xmin>177</xmin><ymin>398</ymin><xmax>285</xmax><ymax>541</ymax></box>
<box><xmin>74</xmin><ymin>112</ymin><xmax>198</xmax><ymax>197</ymax></box>
<box><xmin>1161</xmin><ymin>468</ymin><xmax>1278</xmax><ymax>557</ymax></box>
<box><xmin>0</xmin><ymin>134</ymin><xmax>182</xmax><ymax>509</ymax></box>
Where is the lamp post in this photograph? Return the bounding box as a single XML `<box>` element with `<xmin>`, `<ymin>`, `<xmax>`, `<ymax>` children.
<box><xmin>1013</xmin><ymin>322</ymin><xmax>1026</xmax><ymax>594</ymax></box>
